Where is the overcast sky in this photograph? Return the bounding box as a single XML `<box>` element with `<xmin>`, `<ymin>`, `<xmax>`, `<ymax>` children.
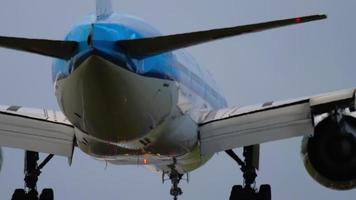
<box><xmin>0</xmin><ymin>0</ymin><xmax>355</xmax><ymax>199</ymax></box>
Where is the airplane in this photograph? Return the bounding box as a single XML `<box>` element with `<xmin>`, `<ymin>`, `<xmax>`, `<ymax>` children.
<box><xmin>0</xmin><ymin>148</ymin><xmax>2</xmax><ymax>173</ymax></box>
<box><xmin>0</xmin><ymin>0</ymin><xmax>355</xmax><ymax>200</ymax></box>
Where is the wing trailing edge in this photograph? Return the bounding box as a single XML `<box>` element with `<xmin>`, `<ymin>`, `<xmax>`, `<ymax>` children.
<box><xmin>0</xmin><ymin>105</ymin><xmax>75</xmax><ymax>157</ymax></box>
<box><xmin>0</xmin><ymin>36</ymin><xmax>78</xmax><ymax>59</ymax></box>
<box><xmin>117</xmin><ymin>14</ymin><xmax>327</xmax><ymax>58</ymax></box>
<box><xmin>198</xmin><ymin>88</ymin><xmax>356</xmax><ymax>155</ymax></box>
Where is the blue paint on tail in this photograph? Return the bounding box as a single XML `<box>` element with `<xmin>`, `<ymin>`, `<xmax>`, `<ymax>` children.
<box><xmin>96</xmin><ymin>0</ymin><xmax>113</xmax><ymax>21</ymax></box>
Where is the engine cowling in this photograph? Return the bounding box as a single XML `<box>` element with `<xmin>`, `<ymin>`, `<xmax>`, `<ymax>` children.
<box><xmin>301</xmin><ymin>114</ymin><xmax>356</xmax><ymax>190</ymax></box>
<box><xmin>0</xmin><ymin>148</ymin><xmax>2</xmax><ymax>173</ymax></box>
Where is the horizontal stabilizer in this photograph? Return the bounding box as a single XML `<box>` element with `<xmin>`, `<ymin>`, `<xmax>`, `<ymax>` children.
<box><xmin>0</xmin><ymin>36</ymin><xmax>78</xmax><ymax>59</ymax></box>
<box><xmin>117</xmin><ymin>14</ymin><xmax>326</xmax><ymax>58</ymax></box>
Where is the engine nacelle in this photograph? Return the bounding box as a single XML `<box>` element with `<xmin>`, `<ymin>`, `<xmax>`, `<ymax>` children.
<box><xmin>0</xmin><ymin>148</ymin><xmax>2</xmax><ymax>173</ymax></box>
<box><xmin>301</xmin><ymin>114</ymin><xmax>356</xmax><ymax>190</ymax></box>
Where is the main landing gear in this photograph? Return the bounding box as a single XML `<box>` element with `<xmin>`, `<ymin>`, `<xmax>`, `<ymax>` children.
<box><xmin>226</xmin><ymin>145</ymin><xmax>271</xmax><ymax>200</ymax></box>
<box><xmin>11</xmin><ymin>151</ymin><xmax>54</xmax><ymax>200</ymax></box>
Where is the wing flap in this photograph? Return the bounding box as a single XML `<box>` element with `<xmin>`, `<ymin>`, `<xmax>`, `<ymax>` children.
<box><xmin>199</xmin><ymin>100</ymin><xmax>313</xmax><ymax>155</ymax></box>
<box><xmin>199</xmin><ymin>88</ymin><xmax>356</xmax><ymax>155</ymax></box>
<box><xmin>0</xmin><ymin>105</ymin><xmax>75</xmax><ymax>157</ymax></box>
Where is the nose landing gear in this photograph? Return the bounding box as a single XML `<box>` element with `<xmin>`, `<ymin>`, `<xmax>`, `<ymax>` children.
<box><xmin>162</xmin><ymin>170</ymin><xmax>185</xmax><ymax>200</ymax></box>
<box><xmin>11</xmin><ymin>151</ymin><xmax>54</xmax><ymax>200</ymax></box>
<box><xmin>169</xmin><ymin>172</ymin><xmax>183</xmax><ymax>200</ymax></box>
<box><xmin>226</xmin><ymin>145</ymin><xmax>271</xmax><ymax>200</ymax></box>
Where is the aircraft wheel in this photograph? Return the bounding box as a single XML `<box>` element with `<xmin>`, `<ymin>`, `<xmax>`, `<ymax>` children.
<box><xmin>39</xmin><ymin>188</ymin><xmax>54</xmax><ymax>200</ymax></box>
<box><xmin>229</xmin><ymin>185</ymin><xmax>243</xmax><ymax>200</ymax></box>
<box><xmin>27</xmin><ymin>189</ymin><xmax>39</xmax><ymax>200</ymax></box>
<box><xmin>11</xmin><ymin>189</ymin><xmax>26</xmax><ymax>200</ymax></box>
<box><xmin>259</xmin><ymin>184</ymin><xmax>271</xmax><ymax>200</ymax></box>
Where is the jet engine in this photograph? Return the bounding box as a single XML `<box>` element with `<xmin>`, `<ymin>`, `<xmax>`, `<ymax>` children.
<box><xmin>0</xmin><ymin>148</ymin><xmax>2</xmax><ymax>173</ymax></box>
<box><xmin>301</xmin><ymin>112</ymin><xmax>356</xmax><ymax>190</ymax></box>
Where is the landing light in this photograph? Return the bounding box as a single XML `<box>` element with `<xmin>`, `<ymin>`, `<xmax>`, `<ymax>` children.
<box><xmin>143</xmin><ymin>159</ymin><xmax>149</xmax><ymax>165</ymax></box>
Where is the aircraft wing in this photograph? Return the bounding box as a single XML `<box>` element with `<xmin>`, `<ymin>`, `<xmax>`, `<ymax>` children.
<box><xmin>198</xmin><ymin>88</ymin><xmax>356</xmax><ymax>155</ymax></box>
<box><xmin>0</xmin><ymin>105</ymin><xmax>75</xmax><ymax>157</ymax></box>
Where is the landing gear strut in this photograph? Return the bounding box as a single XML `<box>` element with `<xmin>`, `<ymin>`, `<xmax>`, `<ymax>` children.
<box><xmin>169</xmin><ymin>172</ymin><xmax>183</xmax><ymax>200</ymax></box>
<box><xmin>162</xmin><ymin>170</ymin><xmax>184</xmax><ymax>200</ymax></box>
<box><xmin>11</xmin><ymin>151</ymin><xmax>54</xmax><ymax>200</ymax></box>
<box><xmin>226</xmin><ymin>145</ymin><xmax>271</xmax><ymax>200</ymax></box>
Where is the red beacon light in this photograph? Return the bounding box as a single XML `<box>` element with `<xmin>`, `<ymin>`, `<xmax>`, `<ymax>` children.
<box><xmin>295</xmin><ymin>17</ymin><xmax>302</xmax><ymax>23</ymax></box>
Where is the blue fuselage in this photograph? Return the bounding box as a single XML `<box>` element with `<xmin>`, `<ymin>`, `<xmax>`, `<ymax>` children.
<box><xmin>51</xmin><ymin>13</ymin><xmax>227</xmax><ymax>172</ymax></box>
<box><xmin>53</xmin><ymin>14</ymin><xmax>226</xmax><ymax>109</ymax></box>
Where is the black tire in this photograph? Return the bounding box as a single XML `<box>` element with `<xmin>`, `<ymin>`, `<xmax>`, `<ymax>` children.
<box><xmin>39</xmin><ymin>188</ymin><xmax>54</xmax><ymax>200</ymax></box>
<box><xmin>11</xmin><ymin>189</ymin><xmax>26</xmax><ymax>200</ymax></box>
<box><xmin>229</xmin><ymin>185</ymin><xmax>243</xmax><ymax>200</ymax></box>
<box><xmin>259</xmin><ymin>184</ymin><xmax>271</xmax><ymax>200</ymax></box>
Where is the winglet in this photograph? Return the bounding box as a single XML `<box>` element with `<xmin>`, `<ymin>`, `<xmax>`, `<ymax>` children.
<box><xmin>96</xmin><ymin>0</ymin><xmax>113</xmax><ymax>21</ymax></box>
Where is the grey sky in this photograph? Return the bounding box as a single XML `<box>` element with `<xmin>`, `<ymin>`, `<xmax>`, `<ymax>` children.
<box><xmin>0</xmin><ymin>0</ymin><xmax>355</xmax><ymax>199</ymax></box>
